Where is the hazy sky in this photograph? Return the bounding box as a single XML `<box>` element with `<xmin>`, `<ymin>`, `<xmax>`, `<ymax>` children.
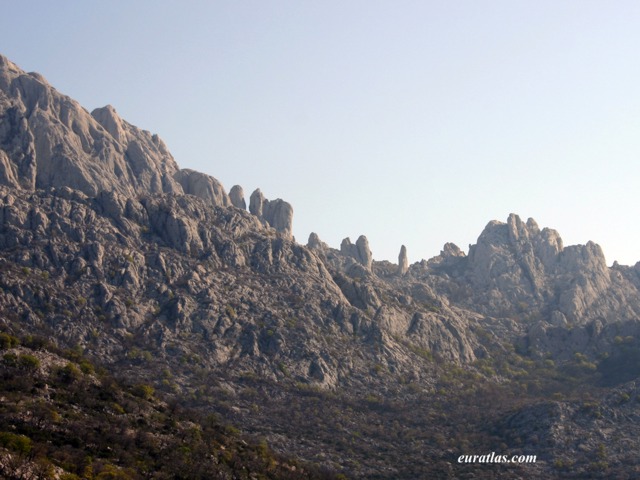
<box><xmin>2</xmin><ymin>1</ymin><xmax>640</xmax><ymax>265</ymax></box>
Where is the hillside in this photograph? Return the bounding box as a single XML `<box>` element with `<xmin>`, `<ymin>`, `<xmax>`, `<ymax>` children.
<box><xmin>3</xmin><ymin>53</ymin><xmax>640</xmax><ymax>478</ymax></box>
<box><xmin>0</xmin><ymin>332</ymin><xmax>340</xmax><ymax>479</ymax></box>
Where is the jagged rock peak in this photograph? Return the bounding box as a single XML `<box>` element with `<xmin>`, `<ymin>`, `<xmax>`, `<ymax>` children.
<box><xmin>229</xmin><ymin>185</ymin><xmax>246</xmax><ymax>210</ymax></box>
<box><xmin>249</xmin><ymin>188</ymin><xmax>264</xmax><ymax>216</ymax></box>
<box><xmin>469</xmin><ymin>214</ymin><xmax>564</xmax><ymax>284</ymax></box>
<box><xmin>441</xmin><ymin>242</ymin><xmax>465</xmax><ymax>258</ymax></box>
<box><xmin>340</xmin><ymin>237</ymin><xmax>353</xmax><ymax>252</ymax></box>
<box><xmin>398</xmin><ymin>245</ymin><xmax>408</xmax><ymax>275</ymax></box>
<box><xmin>0</xmin><ymin>54</ymin><xmax>232</xmax><ymax>208</ymax></box>
<box><xmin>355</xmin><ymin>236</ymin><xmax>372</xmax><ymax>270</ymax></box>
<box><xmin>91</xmin><ymin>105</ymin><xmax>127</xmax><ymax>144</ymax></box>
<box><xmin>248</xmin><ymin>188</ymin><xmax>293</xmax><ymax>238</ymax></box>
<box><xmin>307</xmin><ymin>232</ymin><xmax>328</xmax><ymax>250</ymax></box>
<box><xmin>0</xmin><ymin>54</ymin><xmax>23</xmax><ymax>86</ymax></box>
<box><xmin>340</xmin><ymin>235</ymin><xmax>373</xmax><ymax>270</ymax></box>
<box><xmin>463</xmin><ymin>213</ymin><xmax>624</xmax><ymax>325</ymax></box>
<box><xmin>526</xmin><ymin>217</ymin><xmax>540</xmax><ymax>234</ymax></box>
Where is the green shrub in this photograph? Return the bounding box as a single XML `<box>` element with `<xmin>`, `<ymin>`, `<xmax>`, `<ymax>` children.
<box><xmin>95</xmin><ymin>463</ymin><xmax>134</xmax><ymax>479</ymax></box>
<box><xmin>0</xmin><ymin>332</ymin><xmax>19</xmax><ymax>349</ymax></box>
<box><xmin>133</xmin><ymin>383</ymin><xmax>155</xmax><ymax>400</ymax></box>
<box><xmin>0</xmin><ymin>431</ymin><xmax>32</xmax><ymax>455</ymax></box>
<box><xmin>18</xmin><ymin>353</ymin><xmax>40</xmax><ymax>370</ymax></box>
<box><xmin>2</xmin><ymin>352</ymin><xmax>18</xmax><ymax>366</ymax></box>
<box><xmin>60</xmin><ymin>474</ymin><xmax>82</xmax><ymax>480</ymax></box>
<box><xmin>58</xmin><ymin>362</ymin><xmax>82</xmax><ymax>383</ymax></box>
<box><xmin>79</xmin><ymin>359</ymin><xmax>95</xmax><ymax>375</ymax></box>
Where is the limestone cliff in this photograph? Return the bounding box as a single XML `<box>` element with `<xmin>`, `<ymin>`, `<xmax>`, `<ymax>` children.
<box><xmin>0</xmin><ymin>54</ymin><xmax>229</xmax><ymax>207</ymax></box>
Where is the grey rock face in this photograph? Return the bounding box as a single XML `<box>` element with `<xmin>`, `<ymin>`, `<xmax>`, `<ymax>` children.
<box><xmin>442</xmin><ymin>242</ymin><xmax>465</xmax><ymax>258</ymax></box>
<box><xmin>229</xmin><ymin>185</ymin><xmax>246</xmax><ymax>210</ymax></box>
<box><xmin>555</xmin><ymin>241</ymin><xmax>612</xmax><ymax>322</ymax></box>
<box><xmin>465</xmin><ymin>214</ymin><xmax>561</xmax><ymax>310</ymax></box>
<box><xmin>249</xmin><ymin>188</ymin><xmax>264</xmax><ymax>217</ymax></box>
<box><xmin>340</xmin><ymin>235</ymin><xmax>373</xmax><ymax>271</ymax></box>
<box><xmin>307</xmin><ymin>232</ymin><xmax>328</xmax><ymax>250</ymax></box>
<box><xmin>0</xmin><ymin>54</ymin><xmax>230</xmax><ymax>207</ymax></box>
<box><xmin>263</xmin><ymin>198</ymin><xmax>293</xmax><ymax>237</ymax></box>
<box><xmin>457</xmin><ymin>213</ymin><xmax>640</xmax><ymax>326</ymax></box>
<box><xmin>14</xmin><ymin>54</ymin><xmax>640</xmax><ymax>478</ymax></box>
<box><xmin>91</xmin><ymin>104</ymin><xmax>128</xmax><ymax>144</ymax></box>
<box><xmin>355</xmin><ymin>235</ymin><xmax>372</xmax><ymax>270</ymax></box>
<box><xmin>173</xmin><ymin>168</ymin><xmax>229</xmax><ymax>207</ymax></box>
<box><xmin>339</xmin><ymin>237</ymin><xmax>354</xmax><ymax>255</ymax></box>
<box><xmin>398</xmin><ymin>245</ymin><xmax>408</xmax><ymax>275</ymax></box>
<box><xmin>248</xmin><ymin>188</ymin><xmax>293</xmax><ymax>237</ymax></box>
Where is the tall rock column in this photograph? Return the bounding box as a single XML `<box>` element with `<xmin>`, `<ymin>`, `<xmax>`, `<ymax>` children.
<box><xmin>398</xmin><ymin>245</ymin><xmax>408</xmax><ymax>275</ymax></box>
<box><xmin>355</xmin><ymin>235</ymin><xmax>372</xmax><ymax>270</ymax></box>
<box><xmin>229</xmin><ymin>185</ymin><xmax>246</xmax><ymax>210</ymax></box>
<box><xmin>248</xmin><ymin>188</ymin><xmax>293</xmax><ymax>238</ymax></box>
<box><xmin>249</xmin><ymin>188</ymin><xmax>264</xmax><ymax>217</ymax></box>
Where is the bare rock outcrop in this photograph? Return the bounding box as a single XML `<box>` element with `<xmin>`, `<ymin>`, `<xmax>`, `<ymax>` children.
<box><xmin>173</xmin><ymin>168</ymin><xmax>229</xmax><ymax>207</ymax></box>
<box><xmin>398</xmin><ymin>245</ymin><xmax>408</xmax><ymax>275</ymax></box>
<box><xmin>229</xmin><ymin>185</ymin><xmax>246</xmax><ymax>210</ymax></box>
<box><xmin>248</xmin><ymin>188</ymin><xmax>293</xmax><ymax>237</ymax></box>
<box><xmin>340</xmin><ymin>235</ymin><xmax>373</xmax><ymax>271</ymax></box>
<box><xmin>555</xmin><ymin>241</ymin><xmax>613</xmax><ymax>322</ymax></box>
<box><xmin>0</xmin><ymin>54</ymin><xmax>232</xmax><ymax>208</ymax></box>
<box><xmin>307</xmin><ymin>232</ymin><xmax>328</xmax><ymax>250</ymax></box>
<box><xmin>249</xmin><ymin>188</ymin><xmax>264</xmax><ymax>217</ymax></box>
<box><xmin>466</xmin><ymin>214</ymin><xmax>559</xmax><ymax>309</ymax></box>
<box><xmin>91</xmin><ymin>104</ymin><xmax>128</xmax><ymax>144</ymax></box>
<box><xmin>461</xmin><ymin>213</ymin><xmax>640</xmax><ymax>325</ymax></box>
<box><xmin>442</xmin><ymin>242</ymin><xmax>465</xmax><ymax>258</ymax></box>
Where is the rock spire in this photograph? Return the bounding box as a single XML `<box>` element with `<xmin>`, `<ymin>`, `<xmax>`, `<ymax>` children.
<box><xmin>249</xmin><ymin>188</ymin><xmax>293</xmax><ymax>237</ymax></box>
<box><xmin>398</xmin><ymin>245</ymin><xmax>408</xmax><ymax>275</ymax></box>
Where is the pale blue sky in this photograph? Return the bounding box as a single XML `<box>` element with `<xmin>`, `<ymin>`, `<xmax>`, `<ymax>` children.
<box><xmin>3</xmin><ymin>1</ymin><xmax>640</xmax><ymax>265</ymax></box>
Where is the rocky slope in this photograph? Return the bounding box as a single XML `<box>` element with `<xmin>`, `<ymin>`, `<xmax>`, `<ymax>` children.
<box><xmin>0</xmin><ymin>332</ymin><xmax>340</xmax><ymax>479</ymax></box>
<box><xmin>3</xmin><ymin>53</ymin><xmax>640</xmax><ymax>478</ymax></box>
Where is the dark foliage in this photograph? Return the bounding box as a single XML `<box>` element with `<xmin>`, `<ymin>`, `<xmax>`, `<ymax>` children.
<box><xmin>0</xmin><ymin>337</ymin><xmax>342</xmax><ymax>480</ymax></box>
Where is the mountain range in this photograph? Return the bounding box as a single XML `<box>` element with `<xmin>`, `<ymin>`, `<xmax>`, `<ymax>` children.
<box><xmin>2</xmin><ymin>53</ymin><xmax>640</xmax><ymax>479</ymax></box>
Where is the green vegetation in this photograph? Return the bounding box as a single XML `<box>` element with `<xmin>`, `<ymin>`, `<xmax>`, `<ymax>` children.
<box><xmin>17</xmin><ymin>353</ymin><xmax>40</xmax><ymax>370</ymax></box>
<box><xmin>0</xmin><ymin>333</ymin><xmax>19</xmax><ymax>350</ymax></box>
<box><xmin>0</xmin><ymin>333</ymin><xmax>342</xmax><ymax>479</ymax></box>
<box><xmin>132</xmin><ymin>383</ymin><xmax>155</xmax><ymax>400</ymax></box>
<box><xmin>0</xmin><ymin>432</ymin><xmax>32</xmax><ymax>456</ymax></box>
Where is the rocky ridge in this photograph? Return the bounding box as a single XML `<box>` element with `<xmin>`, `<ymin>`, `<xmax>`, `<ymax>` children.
<box><xmin>3</xmin><ymin>53</ymin><xmax>640</xmax><ymax>477</ymax></box>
